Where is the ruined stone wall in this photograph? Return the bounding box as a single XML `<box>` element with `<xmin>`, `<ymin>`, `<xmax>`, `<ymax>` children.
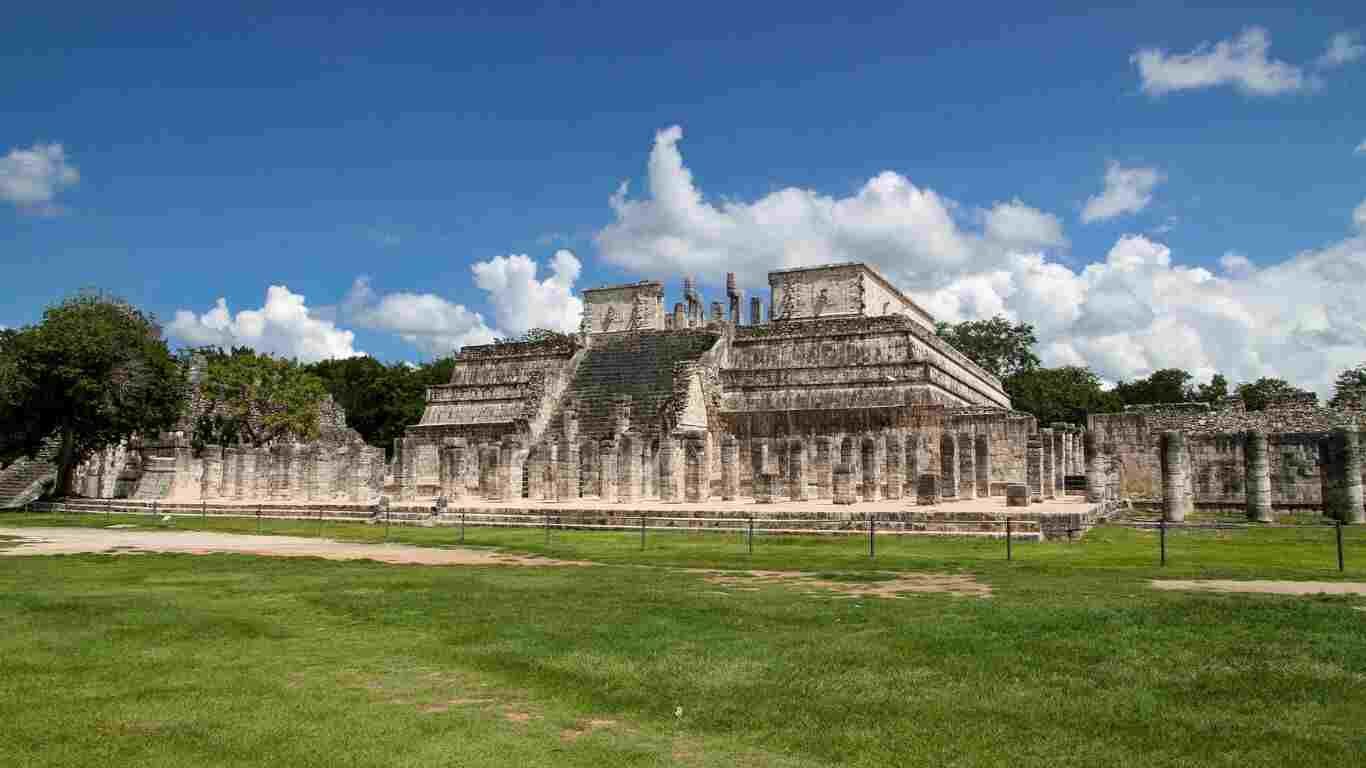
<box><xmin>1090</xmin><ymin>399</ymin><xmax>1366</xmax><ymax>506</ymax></box>
<box><xmin>581</xmin><ymin>281</ymin><xmax>666</xmax><ymax>334</ymax></box>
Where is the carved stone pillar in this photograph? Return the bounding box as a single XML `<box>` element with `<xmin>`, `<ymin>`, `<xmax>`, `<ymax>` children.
<box><xmin>618</xmin><ymin>434</ymin><xmax>640</xmax><ymax>503</ymax></box>
<box><xmin>884</xmin><ymin>433</ymin><xmax>903</xmax><ymax>500</ymax></box>
<box><xmin>974</xmin><ymin>434</ymin><xmax>991</xmax><ymax>497</ymax></box>
<box><xmin>1244</xmin><ymin>430</ymin><xmax>1273</xmax><ymax>522</ymax></box>
<box><xmin>860</xmin><ymin>436</ymin><xmax>880</xmax><ymax>502</ymax></box>
<box><xmin>814</xmin><ymin>436</ymin><xmax>833</xmax><ymax>500</ymax></box>
<box><xmin>940</xmin><ymin>433</ymin><xmax>958</xmax><ymax>500</ymax></box>
<box><xmin>599</xmin><ymin>439</ymin><xmax>618</xmax><ymax>503</ymax></box>
<box><xmin>1084</xmin><ymin>432</ymin><xmax>1104</xmax><ymax>503</ymax></box>
<box><xmin>787</xmin><ymin>438</ymin><xmax>808</xmax><ymax>501</ymax></box>
<box><xmin>659</xmin><ymin>434</ymin><xmax>679</xmax><ymax>502</ymax></box>
<box><xmin>201</xmin><ymin>446</ymin><xmax>223</xmax><ymax>500</ymax></box>
<box><xmin>1160</xmin><ymin>430</ymin><xmax>1193</xmax><ymax>522</ymax></box>
<box><xmin>1040</xmin><ymin>428</ymin><xmax>1056</xmax><ymax>500</ymax></box>
<box><xmin>957</xmin><ymin>432</ymin><xmax>976</xmax><ymax>501</ymax></box>
<box><xmin>916</xmin><ymin>473</ymin><xmax>940</xmax><ymax>506</ymax></box>
<box><xmin>1320</xmin><ymin>428</ymin><xmax>1364</xmax><ymax>524</ymax></box>
<box><xmin>720</xmin><ymin>434</ymin><xmax>738</xmax><ymax>501</ymax></box>
<box><xmin>1027</xmin><ymin>438</ymin><xmax>1043</xmax><ymax>503</ymax></box>
<box><xmin>684</xmin><ymin>432</ymin><xmax>707</xmax><ymax>502</ymax></box>
<box><xmin>833</xmin><ymin>464</ymin><xmax>856</xmax><ymax>505</ymax></box>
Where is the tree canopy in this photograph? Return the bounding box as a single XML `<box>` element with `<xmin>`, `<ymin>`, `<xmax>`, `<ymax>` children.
<box><xmin>1111</xmin><ymin>368</ymin><xmax>1195</xmax><ymax>407</ymax></box>
<box><xmin>934</xmin><ymin>316</ymin><xmax>1040</xmax><ymax>378</ymax></box>
<box><xmin>1329</xmin><ymin>365</ymin><xmax>1366</xmax><ymax>409</ymax></box>
<box><xmin>1235</xmin><ymin>377</ymin><xmax>1315</xmax><ymax>411</ymax></box>
<box><xmin>1004</xmin><ymin>366</ymin><xmax>1121</xmax><ymax>426</ymax></box>
<box><xmin>305</xmin><ymin>355</ymin><xmax>454</xmax><ymax>457</ymax></box>
<box><xmin>0</xmin><ymin>294</ymin><xmax>186</xmax><ymax>493</ymax></box>
<box><xmin>195</xmin><ymin>347</ymin><xmax>328</xmax><ymax>447</ymax></box>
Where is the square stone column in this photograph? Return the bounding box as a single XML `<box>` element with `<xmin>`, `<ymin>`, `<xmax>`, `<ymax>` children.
<box><xmin>491</xmin><ymin>438</ymin><xmax>518</xmax><ymax>501</ymax></box>
<box><xmin>289</xmin><ymin>443</ymin><xmax>308</xmax><ymax>501</ymax></box>
<box><xmin>524</xmin><ymin>443</ymin><xmax>545</xmax><ymax>502</ymax></box>
<box><xmin>1052</xmin><ymin>430</ymin><xmax>1065</xmax><ymax>496</ymax></box>
<box><xmin>916</xmin><ymin>473</ymin><xmax>940</xmax><ymax>506</ymax></box>
<box><xmin>618</xmin><ymin>434</ymin><xmax>641</xmax><ymax>503</ymax></box>
<box><xmin>754</xmin><ymin>471</ymin><xmax>777</xmax><ymax>503</ymax></box>
<box><xmin>957</xmin><ymin>432</ymin><xmax>976</xmax><ymax>500</ymax></box>
<box><xmin>940</xmin><ymin>433</ymin><xmax>958</xmax><ymax>500</ymax></box>
<box><xmin>557</xmin><ymin>439</ymin><xmax>578</xmax><ymax>501</ymax></box>
<box><xmin>1084</xmin><ymin>432</ymin><xmax>1105</xmax><ymax>503</ymax></box>
<box><xmin>833</xmin><ymin>464</ymin><xmax>857</xmax><ymax>505</ymax></box>
<box><xmin>720</xmin><ymin>434</ymin><xmax>738</xmax><ymax>501</ymax></box>
<box><xmin>905</xmin><ymin>435</ymin><xmax>921</xmax><ymax>503</ymax></box>
<box><xmin>974</xmin><ymin>434</ymin><xmax>991</xmax><ymax>497</ymax></box>
<box><xmin>788</xmin><ymin>438</ymin><xmax>808</xmax><ymax>501</ymax></box>
<box><xmin>1320</xmin><ymin>428</ymin><xmax>1364</xmax><ymax>524</ymax></box>
<box><xmin>884</xmin><ymin>434</ymin><xmax>903</xmax><ymax>500</ymax></box>
<box><xmin>684</xmin><ymin>432</ymin><xmax>707</xmax><ymax>502</ymax></box>
<box><xmin>599</xmin><ymin>439</ymin><xmax>619</xmax><ymax>503</ymax></box>
<box><xmin>1027</xmin><ymin>438</ymin><xmax>1043</xmax><ymax>503</ymax></box>
<box><xmin>1040</xmin><ymin>429</ymin><xmax>1056</xmax><ymax>499</ymax></box>
<box><xmin>398</xmin><ymin>438</ymin><xmax>419</xmax><ymax>501</ymax></box>
<box><xmin>200</xmin><ymin>446</ymin><xmax>223</xmax><ymax>500</ymax></box>
<box><xmin>1160</xmin><ymin>430</ymin><xmax>1193</xmax><ymax>522</ymax></box>
<box><xmin>813</xmin><ymin>436</ymin><xmax>833</xmax><ymax>500</ymax></box>
<box><xmin>860</xmin><ymin>436</ymin><xmax>881</xmax><ymax>502</ymax></box>
<box><xmin>659</xmin><ymin>434</ymin><xmax>679</xmax><ymax>502</ymax></box>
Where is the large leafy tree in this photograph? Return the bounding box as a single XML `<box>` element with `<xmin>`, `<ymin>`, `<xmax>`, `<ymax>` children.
<box><xmin>1195</xmin><ymin>373</ymin><xmax>1229</xmax><ymax>405</ymax></box>
<box><xmin>1329</xmin><ymin>365</ymin><xmax>1366</xmax><ymax>409</ymax></box>
<box><xmin>934</xmin><ymin>316</ymin><xmax>1040</xmax><ymax>379</ymax></box>
<box><xmin>196</xmin><ymin>348</ymin><xmax>328</xmax><ymax>446</ymax></box>
<box><xmin>0</xmin><ymin>294</ymin><xmax>186</xmax><ymax>494</ymax></box>
<box><xmin>1004</xmin><ymin>366</ymin><xmax>1122</xmax><ymax>426</ymax></box>
<box><xmin>1236</xmin><ymin>377</ymin><xmax>1315</xmax><ymax>411</ymax></box>
<box><xmin>1112</xmin><ymin>368</ymin><xmax>1195</xmax><ymax>406</ymax></box>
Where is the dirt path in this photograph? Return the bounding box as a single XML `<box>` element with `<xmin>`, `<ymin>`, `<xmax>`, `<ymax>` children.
<box><xmin>1152</xmin><ymin>579</ymin><xmax>1366</xmax><ymax>596</ymax></box>
<box><xmin>0</xmin><ymin>527</ymin><xmax>588</xmax><ymax>567</ymax></box>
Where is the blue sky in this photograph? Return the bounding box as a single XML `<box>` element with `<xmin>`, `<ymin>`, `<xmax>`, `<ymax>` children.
<box><xmin>3</xmin><ymin>2</ymin><xmax>1365</xmax><ymax>394</ymax></box>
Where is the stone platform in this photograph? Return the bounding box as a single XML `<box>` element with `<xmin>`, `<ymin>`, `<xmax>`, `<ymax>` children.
<box><xmin>44</xmin><ymin>494</ymin><xmax>1100</xmax><ymax>541</ymax></box>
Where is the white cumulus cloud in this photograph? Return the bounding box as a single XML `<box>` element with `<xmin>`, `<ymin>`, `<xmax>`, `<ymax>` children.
<box><xmin>1132</xmin><ymin>27</ymin><xmax>1308</xmax><ymax>96</ymax></box>
<box><xmin>339</xmin><ymin>250</ymin><xmax>584</xmax><ymax>357</ymax></box>
<box><xmin>596</xmin><ymin>125</ymin><xmax>1057</xmax><ymax>290</ymax></box>
<box><xmin>1082</xmin><ymin>162</ymin><xmax>1164</xmax><ymax>223</ymax></box>
<box><xmin>471</xmin><ymin>249</ymin><xmax>584</xmax><ymax>336</ymax></box>
<box><xmin>1318</xmin><ymin>31</ymin><xmax>1365</xmax><ymax>69</ymax></box>
<box><xmin>0</xmin><ymin>143</ymin><xmax>79</xmax><ymax>212</ymax></box>
<box><xmin>1355</xmin><ymin>139</ymin><xmax>1366</xmax><ymax>156</ymax></box>
<box><xmin>168</xmin><ymin>286</ymin><xmax>361</xmax><ymax>362</ymax></box>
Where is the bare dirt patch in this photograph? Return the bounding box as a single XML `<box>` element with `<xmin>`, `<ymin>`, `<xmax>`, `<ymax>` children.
<box><xmin>0</xmin><ymin>527</ymin><xmax>589</xmax><ymax>567</ymax></box>
<box><xmin>1152</xmin><ymin>580</ymin><xmax>1366</xmax><ymax>596</ymax></box>
<box><xmin>700</xmin><ymin>569</ymin><xmax>991</xmax><ymax>599</ymax></box>
<box><xmin>561</xmin><ymin>718</ymin><xmax>617</xmax><ymax>743</ymax></box>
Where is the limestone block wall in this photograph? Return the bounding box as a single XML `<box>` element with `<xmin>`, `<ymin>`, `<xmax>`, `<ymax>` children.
<box><xmin>1091</xmin><ymin>400</ymin><xmax>1366</xmax><ymax>510</ymax></box>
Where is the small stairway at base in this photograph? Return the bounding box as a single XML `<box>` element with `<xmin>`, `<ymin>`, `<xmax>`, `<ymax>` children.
<box><xmin>0</xmin><ymin>439</ymin><xmax>60</xmax><ymax>509</ymax></box>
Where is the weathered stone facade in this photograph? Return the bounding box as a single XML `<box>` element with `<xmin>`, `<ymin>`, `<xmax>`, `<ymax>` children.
<box><xmin>400</xmin><ymin>263</ymin><xmax>1076</xmax><ymax>508</ymax></box>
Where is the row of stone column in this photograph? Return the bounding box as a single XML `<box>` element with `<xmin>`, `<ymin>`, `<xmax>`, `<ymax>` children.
<box><xmin>1157</xmin><ymin>428</ymin><xmax>1365</xmax><ymax>523</ymax></box>
<box><xmin>198</xmin><ymin>443</ymin><xmax>378</xmax><ymax>503</ymax></box>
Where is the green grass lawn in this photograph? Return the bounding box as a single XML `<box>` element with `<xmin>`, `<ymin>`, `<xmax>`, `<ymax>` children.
<box><xmin>2</xmin><ymin>512</ymin><xmax>1365</xmax><ymax>766</ymax></box>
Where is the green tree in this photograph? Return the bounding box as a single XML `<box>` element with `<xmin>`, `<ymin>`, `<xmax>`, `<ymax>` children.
<box><xmin>1004</xmin><ymin>366</ymin><xmax>1122</xmax><ymax>426</ymax></box>
<box><xmin>1236</xmin><ymin>377</ymin><xmax>1315</xmax><ymax>411</ymax></box>
<box><xmin>197</xmin><ymin>348</ymin><xmax>328</xmax><ymax>446</ymax></box>
<box><xmin>1329</xmin><ymin>365</ymin><xmax>1366</xmax><ymax>409</ymax></box>
<box><xmin>1112</xmin><ymin>368</ymin><xmax>1195</xmax><ymax>406</ymax></box>
<box><xmin>306</xmin><ymin>355</ymin><xmax>455</xmax><ymax>457</ymax></box>
<box><xmin>1195</xmin><ymin>373</ymin><xmax>1229</xmax><ymax>405</ymax></box>
<box><xmin>934</xmin><ymin>316</ymin><xmax>1040</xmax><ymax>379</ymax></box>
<box><xmin>0</xmin><ymin>294</ymin><xmax>187</xmax><ymax>494</ymax></box>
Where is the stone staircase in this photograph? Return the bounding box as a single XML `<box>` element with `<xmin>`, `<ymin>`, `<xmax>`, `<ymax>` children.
<box><xmin>0</xmin><ymin>439</ymin><xmax>60</xmax><ymax>509</ymax></box>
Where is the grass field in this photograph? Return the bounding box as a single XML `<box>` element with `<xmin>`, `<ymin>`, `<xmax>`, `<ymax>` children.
<box><xmin>2</xmin><ymin>512</ymin><xmax>1365</xmax><ymax>766</ymax></box>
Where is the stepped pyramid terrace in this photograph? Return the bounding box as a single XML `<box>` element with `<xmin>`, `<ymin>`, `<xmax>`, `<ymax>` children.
<box><xmin>16</xmin><ymin>261</ymin><xmax>1364</xmax><ymax>536</ymax></box>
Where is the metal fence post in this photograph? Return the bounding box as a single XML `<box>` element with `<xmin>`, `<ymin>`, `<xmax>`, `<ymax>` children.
<box><xmin>1337</xmin><ymin>519</ymin><xmax>1345</xmax><ymax>573</ymax></box>
<box><xmin>257</xmin><ymin>504</ymin><xmax>262</xmax><ymax>534</ymax></box>
<box><xmin>201</xmin><ymin>500</ymin><xmax>206</xmax><ymax>520</ymax></box>
<box><xmin>317</xmin><ymin>508</ymin><xmax>324</xmax><ymax>538</ymax></box>
<box><xmin>1006</xmin><ymin>518</ymin><xmax>1013</xmax><ymax>561</ymax></box>
<box><xmin>640</xmin><ymin>514</ymin><xmax>646</xmax><ymax>551</ymax></box>
<box><xmin>544</xmin><ymin>510</ymin><xmax>550</xmax><ymax>545</ymax></box>
<box><xmin>748</xmin><ymin>516</ymin><xmax>754</xmax><ymax>555</ymax></box>
<box><xmin>868</xmin><ymin>514</ymin><xmax>875</xmax><ymax>558</ymax></box>
<box><xmin>460</xmin><ymin>510</ymin><xmax>465</xmax><ymax>544</ymax></box>
<box><xmin>1159</xmin><ymin>518</ymin><xmax>1167</xmax><ymax>567</ymax></box>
